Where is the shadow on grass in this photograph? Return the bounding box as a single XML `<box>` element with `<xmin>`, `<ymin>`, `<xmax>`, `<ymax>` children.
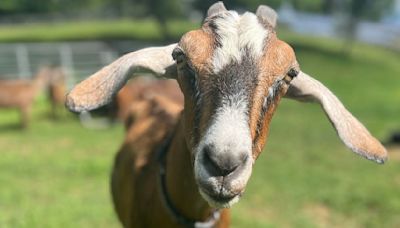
<box><xmin>0</xmin><ymin>122</ymin><xmax>24</xmax><ymax>132</ymax></box>
<box><xmin>383</xmin><ymin>131</ymin><xmax>400</xmax><ymax>145</ymax></box>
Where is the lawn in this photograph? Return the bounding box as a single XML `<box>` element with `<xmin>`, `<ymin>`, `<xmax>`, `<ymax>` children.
<box><xmin>0</xmin><ymin>32</ymin><xmax>399</xmax><ymax>227</ymax></box>
<box><xmin>0</xmin><ymin>102</ymin><xmax>123</xmax><ymax>227</ymax></box>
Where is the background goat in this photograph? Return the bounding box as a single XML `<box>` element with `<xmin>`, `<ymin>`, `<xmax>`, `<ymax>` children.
<box><xmin>115</xmin><ymin>77</ymin><xmax>183</xmax><ymax>126</ymax></box>
<box><xmin>66</xmin><ymin>2</ymin><xmax>387</xmax><ymax>227</ymax></box>
<box><xmin>0</xmin><ymin>67</ymin><xmax>50</xmax><ymax>128</ymax></box>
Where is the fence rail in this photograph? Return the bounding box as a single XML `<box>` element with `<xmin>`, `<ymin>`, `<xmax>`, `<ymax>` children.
<box><xmin>0</xmin><ymin>42</ymin><xmax>118</xmax><ymax>88</ymax></box>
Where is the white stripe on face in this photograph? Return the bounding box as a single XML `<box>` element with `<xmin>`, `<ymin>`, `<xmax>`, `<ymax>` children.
<box><xmin>202</xmin><ymin>94</ymin><xmax>251</xmax><ymax>155</ymax></box>
<box><xmin>194</xmin><ymin>95</ymin><xmax>253</xmax><ymax>208</ymax></box>
<box><xmin>211</xmin><ymin>11</ymin><xmax>269</xmax><ymax>73</ymax></box>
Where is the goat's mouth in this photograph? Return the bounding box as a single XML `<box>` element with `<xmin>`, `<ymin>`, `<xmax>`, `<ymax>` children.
<box><xmin>198</xmin><ymin>186</ymin><xmax>243</xmax><ymax>208</ymax></box>
<box><xmin>194</xmin><ymin>152</ymin><xmax>253</xmax><ymax>208</ymax></box>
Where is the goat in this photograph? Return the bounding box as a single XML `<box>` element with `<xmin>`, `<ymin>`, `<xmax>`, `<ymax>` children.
<box><xmin>0</xmin><ymin>67</ymin><xmax>50</xmax><ymax>128</ymax></box>
<box><xmin>47</xmin><ymin>66</ymin><xmax>67</xmax><ymax>119</ymax></box>
<box><xmin>66</xmin><ymin>2</ymin><xmax>387</xmax><ymax>227</ymax></box>
<box><xmin>115</xmin><ymin>77</ymin><xmax>183</xmax><ymax>126</ymax></box>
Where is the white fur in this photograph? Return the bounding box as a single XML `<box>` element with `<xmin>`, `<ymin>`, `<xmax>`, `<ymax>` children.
<box><xmin>238</xmin><ymin>13</ymin><xmax>268</xmax><ymax>57</ymax></box>
<box><xmin>211</xmin><ymin>11</ymin><xmax>269</xmax><ymax>73</ymax></box>
<box><xmin>212</xmin><ymin>11</ymin><xmax>241</xmax><ymax>73</ymax></box>
<box><xmin>194</xmin><ymin>94</ymin><xmax>253</xmax><ymax>208</ymax></box>
<box><xmin>202</xmin><ymin>94</ymin><xmax>251</xmax><ymax>155</ymax></box>
<box><xmin>199</xmin><ymin>189</ymin><xmax>240</xmax><ymax>208</ymax></box>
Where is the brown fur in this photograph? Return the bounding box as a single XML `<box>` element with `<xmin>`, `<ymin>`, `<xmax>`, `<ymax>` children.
<box><xmin>115</xmin><ymin>77</ymin><xmax>183</xmax><ymax>127</ymax></box>
<box><xmin>250</xmin><ymin>38</ymin><xmax>298</xmax><ymax>158</ymax></box>
<box><xmin>179</xmin><ymin>30</ymin><xmax>214</xmax><ymax>74</ymax></box>
<box><xmin>111</xmin><ymin>81</ymin><xmax>230</xmax><ymax>227</ymax></box>
<box><xmin>177</xmin><ymin>29</ymin><xmax>216</xmax><ymax>147</ymax></box>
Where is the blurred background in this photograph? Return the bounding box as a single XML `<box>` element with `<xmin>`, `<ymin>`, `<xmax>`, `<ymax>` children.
<box><xmin>0</xmin><ymin>0</ymin><xmax>399</xmax><ymax>227</ymax></box>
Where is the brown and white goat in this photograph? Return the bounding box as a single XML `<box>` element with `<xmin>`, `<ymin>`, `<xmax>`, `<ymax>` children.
<box><xmin>66</xmin><ymin>2</ymin><xmax>387</xmax><ymax>227</ymax></box>
<box><xmin>0</xmin><ymin>67</ymin><xmax>50</xmax><ymax>128</ymax></box>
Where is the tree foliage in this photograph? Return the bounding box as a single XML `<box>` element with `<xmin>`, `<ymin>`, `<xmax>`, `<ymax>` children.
<box><xmin>347</xmin><ymin>0</ymin><xmax>394</xmax><ymax>21</ymax></box>
<box><xmin>193</xmin><ymin>0</ymin><xmax>282</xmax><ymax>17</ymax></box>
<box><xmin>131</xmin><ymin>0</ymin><xmax>183</xmax><ymax>39</ymax></box>
<box><xmin>0</xmin><ymin>0</ymin><xmax>395</xmax><ymax>22</ymax></box>
<box><xmin>192</xmin><ymin>0</ymin><xmax>394</xmax><ymax>20</ymax></box>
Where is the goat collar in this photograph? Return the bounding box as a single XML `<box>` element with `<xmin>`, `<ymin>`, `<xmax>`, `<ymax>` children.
<box><xmin>157</xmin><ymin>131</ymin><xmax>221</xmax><ymax>228</ymax></box>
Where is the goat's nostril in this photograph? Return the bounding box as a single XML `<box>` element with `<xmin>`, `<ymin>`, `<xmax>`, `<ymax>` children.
<box><xmin>202</xmin><ymin>145</ymin><xmax>247</xmax><ymax>177</ymax></box>
<box><xmin>203</xmin><ymin>146</ymin><xmax>223</xmax><ymax>176</ymax></box>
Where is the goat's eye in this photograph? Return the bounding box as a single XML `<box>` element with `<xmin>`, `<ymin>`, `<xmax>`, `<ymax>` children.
<box><xmin>283</xmin><ymin>68</ymin><xmax>299</xmax><ymax>83</ymax></box>
<box><xmin>172</xmin><ymin>47</ymin><xmax>186</xmax><ymax>64</ymax></box>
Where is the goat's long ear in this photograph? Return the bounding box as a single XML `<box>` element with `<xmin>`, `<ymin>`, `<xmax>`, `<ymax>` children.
<box><xmin>66</xmin><ymin>44</ymin><xmax>177</xmax><ymax>113</ymax></box>
<box><xmin>285</xmin><ymin>71</ymin><xmax>387</xmax><ymax>164</ymax></box>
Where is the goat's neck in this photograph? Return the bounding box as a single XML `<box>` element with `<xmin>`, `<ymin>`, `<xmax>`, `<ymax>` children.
<box><xmin>165</xmin><ymin>118</ymin><xmax>213</xmax><ymax>221</ymax></box>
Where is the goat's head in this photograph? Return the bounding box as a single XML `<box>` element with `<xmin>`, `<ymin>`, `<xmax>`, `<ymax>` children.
<box><xmin>66</xmin><ymin>2</ymin><xmax>387</xmax><ymax>209</ymax></box>
<box><xmin>174</xmin><ymin>3</ymin><xmax>299</xmax><ymax>207</ymax></box>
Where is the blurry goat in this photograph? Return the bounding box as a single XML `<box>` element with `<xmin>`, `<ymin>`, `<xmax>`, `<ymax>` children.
<box><xmin>115</xmin><ymin>77</ymin><xmax>183</xmax><ymax>126</ymax></box>
<box><xmin>0</xmin><ymin>67</ymin><xmax>50</xmax><ymax>128</ymax></box>
<box><xmin>66</xmin><ymin>2</ymin><xmax>387</xmax><ymax>227</ymax></box>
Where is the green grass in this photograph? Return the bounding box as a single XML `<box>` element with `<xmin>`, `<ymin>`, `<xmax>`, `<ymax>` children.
<box><xmin>0</xmin><ymin>19</ymin><xmax>198</xmax><ymax>42</ymax></box>
<box><xmin>0</xmin><ymin>32</ymin><xmax>399</xmax><ymax>227</ymax></box>
<box><xmin>0</xmin><ymin>102</ymin><xmax>123</xmax><ymax>227</ymax></box>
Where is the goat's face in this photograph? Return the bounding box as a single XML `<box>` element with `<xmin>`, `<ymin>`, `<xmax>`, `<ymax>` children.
<box><xmin>174</xmin><ymin>8</ymin><xmax>299</xmax><ymax>208</ymax></box>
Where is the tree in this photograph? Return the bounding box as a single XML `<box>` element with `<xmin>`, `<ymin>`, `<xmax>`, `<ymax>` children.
<box><xmin>0</xmin><ymin>0</ymin><xmax>56</xmax><ymax>15</ymax></box>
<box><xmin>337</xmin><ymin>0</ymin><xmax>394</xmax><ymax>55</ymax></box>
<box><xmin>349</xmin><ymin>0</ymin><xmax>394</xmax><ymax>21</ymax></box>
<box><xmin>192</xmin><ymin>0</ymin><xmax>283</xmax><ymax>19</ymax></box>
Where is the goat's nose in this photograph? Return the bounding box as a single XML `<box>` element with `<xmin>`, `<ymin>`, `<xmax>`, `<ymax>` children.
<box><xmin>202</xmin><ymin>144</ymin><xmax>248</xmax><ymax>177</ymax></box>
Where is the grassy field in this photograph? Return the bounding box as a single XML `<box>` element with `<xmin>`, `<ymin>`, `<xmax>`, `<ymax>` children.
<box><xmin>0</xmin><ymin>33</ymin><xmax>399</xmax><ymax>227</ymax></box>
<box><xmin>0</xmin><ymin>102</ymin><xmax>123</xmax><ymax>227</ymax></box>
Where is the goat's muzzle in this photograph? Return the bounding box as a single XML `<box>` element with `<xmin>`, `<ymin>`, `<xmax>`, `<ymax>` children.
<box><xmin>194</xmin><ymin>143</ymin><xmax>253</xmax><ymax>208</ymax></box>
<box><xmin>202</xmin><ymin>144</ymin><xmax>249</xmax><ymax>177</ymax></box>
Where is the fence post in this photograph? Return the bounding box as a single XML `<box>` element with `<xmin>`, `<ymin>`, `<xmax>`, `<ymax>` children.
<box><xmin>59</xmin><ymin>43</ymin><xmax>75</xmax><ymax>88</ymax></box>
<box><xmin>99</xmin><ymin>51</ymin><xmax>116</xmax><ymax>65</ymax></box>
<box><xmin>16</xmin><ymin>44</ymin><xmax>31</xmax><ymax>79</ymax></box>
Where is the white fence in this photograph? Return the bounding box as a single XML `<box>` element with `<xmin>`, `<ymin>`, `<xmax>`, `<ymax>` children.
<box><xmin>0</xmin><ymin>42</ymin><xmax>118</xmax><ymax>88</ymax></box>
